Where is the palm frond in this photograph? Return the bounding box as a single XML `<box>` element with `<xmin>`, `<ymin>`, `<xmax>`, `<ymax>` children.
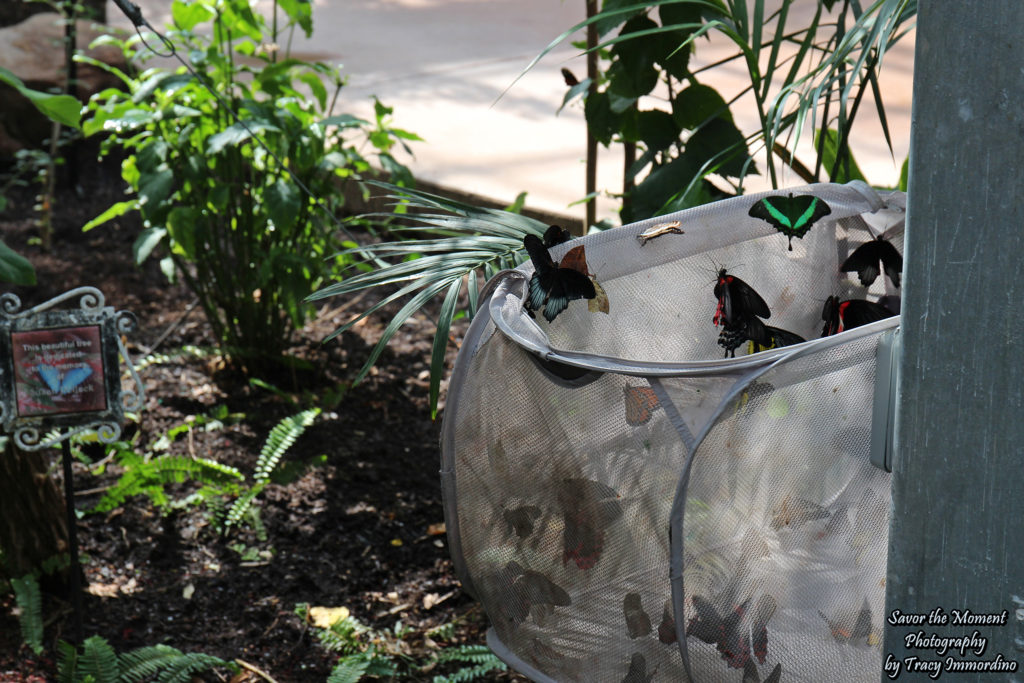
<box><xmin>308</xmin><ymin>182</ymin><xmax>550</xmax><ymax>415</ymax></box>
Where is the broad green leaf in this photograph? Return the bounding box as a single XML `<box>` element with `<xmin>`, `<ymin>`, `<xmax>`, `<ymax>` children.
<box><xmin>277</xmin><ymin>0</ymin><xmax>313</xmax><ymax>36</ymax></box>
<box><xmin>82</xmin><ymin>199</ymin><xmax>139</xmax><ymax>232</ymax></box>
<box><xmin>625</xmin><ymin>152</ymin><xmax>700</xmax><ymax>223</ymax></box>
<box><xmin>265</xmin><ymin>180</ymin><xmax>301</xmax><ymax>233</ymax></box>
<box><xmin>297</xmin><ymin>71</ymin><xmax>327</xmax><ymax>110</ymax></box>
<box><xmin>0</xmin><ymin>239</ymin><xmax>36</xmax><ymax>285</ymax></box>
<box><xmin>132</xmin><ymin>227</ymin><xmax>167</xmax><ymax>264</ymax></box>
<box><xmin>138</xmin><ymin>165</ymin><xmax>175</xmax><ymax>208</ymax></box>
<box><xmin>583</xmin><ymin>90</ymin><xmax>619</xmax><ymax>146</ymax></box>
<box><xmin>608</xmin><ymin>16</ymin><xmax>660</xmax><ymax>99</ymax></box>
<box><xmin>206</xmin><ymin>121</ymin><xmax>281</xmax><ymax>155</ymax></box>
<box><xmin>898</xmin><ymin>156</ymin><xmax>909</xmax><ymax>192</ymax></box>
<box><xmin>686</xmin><ymin>117</ymin><xmax>751</xmax><ymax>178</ymax></box>
<box><xmin>637</xmin><ymin>109</ymin><xmax>680</xmax><ymax>153</ymax></box>
<box><xmin>171</xmin><ymin>0</ymin><xmax>214</xmax><ymax>31</ymax></box>
<box><xmin>672</xmin><ymin>83</ymin><xmax>732</xmax><ymax>129</ymax></box>
<box><xmin>0</xmin><ymin>66</ymin><xmax>81</xmax><ymax>130</ymax></box>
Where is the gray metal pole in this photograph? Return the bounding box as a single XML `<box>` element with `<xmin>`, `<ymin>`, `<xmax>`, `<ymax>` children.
<box><xmin>884</xmin><ymin>2</ymin><xmax>1024</xmax><ymax>681</ymax></box>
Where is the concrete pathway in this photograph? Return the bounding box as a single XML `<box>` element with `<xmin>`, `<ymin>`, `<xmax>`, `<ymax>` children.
<box><xmin>106</xmin><ymin>0</ymin><xmax>914</xmax><ymax>226</ymax></box>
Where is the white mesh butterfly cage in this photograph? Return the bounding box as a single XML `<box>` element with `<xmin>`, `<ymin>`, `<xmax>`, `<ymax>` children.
<box><xmin>440</xmin><ymin>181</ymin><xmax>904</xmax><ymax>682</ymax></box>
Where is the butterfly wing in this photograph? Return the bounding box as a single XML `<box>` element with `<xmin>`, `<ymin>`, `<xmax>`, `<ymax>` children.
<box><xmin>623</xmin><ymin>592</ymin><xmax>652</xmax><ymax>639</ymax></box>
<box><xmin>729</xmin><ymin>276</ymin><xmax>771</xmax><ymax>322</ymax></box>
<box><xmin>36</xmin><ymin>364</ymin><xmax>62</xmax><ymax>393</ymax></box>
<box><xmin>821</xmin><ymin>296</ymin><xmax>842</xmax><ymax>336</ymax></box>
<box><xmin>839</xmin><ymin>299</ymin><xmax>897</xmax><ymax>331</ymax></box>
<box><xmin>719</xmin><ymin>594</ymin><xmax>777</xmax><ymax>669</ymax></box>
<box><xmin>559</xmin><ymin>244</ymin><xmax>591</xmax><ymax>277</ymax></box>
<box><xmin>503</xmin><ymin>505</ymin><xmax>542</xmax><ymax>538</ymax></box>
<box><xmin>59</xmin><ymin>366</ymin><xmax>93</xmax><ymax>394</ymax></box>
<box><xmin>877</xmin><ymin>238</ymin><xmax>904</xmax><ymax>287</ymax></box>
<box><xmin>558</xmin><ymin>479</ymin><xmax>623</xmax><ymax>570</ymax></box>
<box><xmin>841</xmin><ymin>240</ymin><xmax>884</xmax><ymax>286</ymax></box>
<box><xmin>820</xmin><ymin>597</ymin><xmax>873</xmax><ymax>646</ymax></box>
<box><xmin>521</xmin><ymin>570</ymin><xmax>572</xmax><ymax>609</ymax></box>
<box><xmin>658</xmin><ymin>602</ymin><xmax>678</xmax><ymax>644</ymax></box>
<box><xmin>623</xmin><ymin>385</ymin><xmax>660</xmax><ymax>426</ymax></box>
<box><xmin>715</xmin><ymin>271</ymin><xmax>770</xmax><ymax>328</ymax></box>
<box><xmin>621</xmin><ymin>653</ymin><xmax>654</xmax><ymax>683</ymax></box>
<box><xmin>541</xmin><ymin>268</ymin><xmax>596</xmax><ymax>322</ymax></box>
<box><xmin>751</xmin><ymin>326</ymin><xmax>806</xmax><ymax>353</ymax></box>
<box><xmin>686</xmin><ymin>594</ymin><xmax>725</xmax><ymax>645</ymax></box>
<box><xmin>771</xmin><ymin>495</ymin><xmax>830</xmax><ymax>530</ymax></box>
<box><xmin>543</xmin><ymin>224</ymin><xmax>572</xmax><ymax>248</ymax></box>
<box><xmin>523</xmin><ymin>234</ymin><xmax>596</xmax><ymax>322</ymax></box>
<box><xmin>749</xmin><ymin>194</ymin><xmax>831</xmax><ymax>249</ymax></box>
<box><xmin>744</xmin><ymin>662</ymin><xmax>782</xmax><ymax>683</ymax></box>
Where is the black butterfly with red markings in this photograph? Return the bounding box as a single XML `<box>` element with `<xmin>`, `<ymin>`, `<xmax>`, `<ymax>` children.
<box><xmin>841</xmin><ymin>235</ymin><xmax>903</xmax><ymax>287</ymax></box>
<box><xmin>687</xmin><ymin>593</ymin><xmax>777</xmax><ymax>669</ymax></box>
<box><xmin>713</xmin><ymin>269</ymin><xmax>775</xmax><ymax>358</ymax></box>
<box><xmin>821</xmin><ymin>296</ymin><xmax>897</xmax><ymax>337</ymax></box>
<box><xmin>557</xmin><ymin>478</ymin><xmax>623</xmax><ymax>570</ymax></box>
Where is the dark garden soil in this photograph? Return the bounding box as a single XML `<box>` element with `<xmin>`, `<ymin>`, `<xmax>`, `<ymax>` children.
<box><xmin>0</xmin><ymin>152</ymin><xmax>527</xmax><ymax>682</ymax></box>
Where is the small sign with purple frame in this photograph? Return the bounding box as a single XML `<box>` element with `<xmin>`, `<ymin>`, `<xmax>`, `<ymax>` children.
<box><xmin>0</xmin><ymin>287</ymin><xmax>144</xmax><ymax>450</ymax></box>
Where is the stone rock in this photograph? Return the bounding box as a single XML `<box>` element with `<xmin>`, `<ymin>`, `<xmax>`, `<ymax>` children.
<box><xmin>0</xmin><ymin>12</ymin><xmax>128</xmax><ymax>157</ymax></box>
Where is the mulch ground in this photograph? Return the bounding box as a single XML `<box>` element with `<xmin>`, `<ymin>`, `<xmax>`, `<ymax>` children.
<box><xmin>0</xmin><ymin>150</ymin><xmax>526</xmax><ymax>681</ymax></box>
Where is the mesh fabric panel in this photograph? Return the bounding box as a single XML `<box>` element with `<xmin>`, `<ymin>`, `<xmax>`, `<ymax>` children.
<box><xmin>441</xmin><ymin>182</ymin><xmax>904</xmax><ymax>682</ymax></box>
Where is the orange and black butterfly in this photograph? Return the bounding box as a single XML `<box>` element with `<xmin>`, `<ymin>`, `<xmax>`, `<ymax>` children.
<box><xmin>624</xmin><ymin>385</ymin><xmax>660</xmax><ymax>426</ymax></box>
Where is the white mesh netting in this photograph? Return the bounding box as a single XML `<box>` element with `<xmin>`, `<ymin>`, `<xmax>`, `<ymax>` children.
<box><xmin>440</xmin><ymin>182</ymin><xmax>903</xmax><ymax>682</ymax></box>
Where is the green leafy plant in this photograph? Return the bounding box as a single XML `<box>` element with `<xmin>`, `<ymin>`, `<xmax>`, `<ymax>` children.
<box><xmin>57</xmin><ymin>635</ymin><xmax>236</xmax><ymax>682</ymax></box>
<box><xmin>545</xmin><ymin>0</ymin><xmax>915</xmax><ymax>221</ymax></box>
<box><xmin>222</xmin><ymin>407</ymin><xmax>320</xmax><ymax>530</ymax></box>
<box><xmin>10</xmin><ymin>574</ymin><xmax>44</xmax><ymax>656</ymax></box>
<box><xmin>90</xmin><ymin>404</ymin><xmax>321</xmax><ymax>539</ymax></box>
<box><xmin>308</xmin><ymin>183</ymin><xmax>548</xmax><ymax>416</ymax></box>
<box><xmin>0</xmin><ymin>65</ymin><xmax>83</xmax><ymax>284</ymax></box>
<box><xmin>296</xmin><ymin>605</ymin><xmax>506</xmax><ymax>683</ymax></box>
<box><xmin>81</xmin><ymin>0</ymin><xmax>420</xmax><ymax>365</ymax></box>
<box><xmin>90</xmin><ymin>406</ymin><xmax>247</xmax><ymax>514</ymax></box>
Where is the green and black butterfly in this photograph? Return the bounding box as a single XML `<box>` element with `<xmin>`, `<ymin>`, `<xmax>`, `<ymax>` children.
<box><xmin>749</xmin><ymin>193</ymin><xmax>832</xmax><ymax>251</ymax></box>
<box><xmin>523</xmin><ymin>226</ymin><xmax>596</xmax><ymax>322</ymax></box>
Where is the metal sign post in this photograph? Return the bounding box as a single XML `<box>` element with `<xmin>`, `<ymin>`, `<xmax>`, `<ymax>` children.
<box><xmin>884</xmin><ymin>2</ymin><xmax>1024</xmax><ymax>680</ymax></box>
<box><xmin>0</xmin><ymin>287</ymin><xmax>144</xmax><ymax>643</ymax></box>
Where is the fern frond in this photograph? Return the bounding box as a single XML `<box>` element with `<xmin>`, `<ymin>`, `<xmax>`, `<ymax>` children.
<box><xmin>432</xmin><ymin>662</ymin><xmax>507</xmax><ymax>683</ymax></box>
<box><xmin>11</xmin><ymin>574</ymin><xmax>43</xmax><ymax>655</ymax></box>
<box><xmin>57</xmin><ymin>640</ymin><xmax>80</xmax><ymax>683</ymax></box>
<box><xmin>93</xmin><ymin>454</ymin><xmax>244</xmax><ymax>513</ymax></box>
<box><xmin>152</xmin><ymin>652</ymin><xmax>234</xmax><ymax>683</ymax></box>
<box><xmin>327</xmin><ymin>653</ymin><xmax>373</xmax><ymax>683</ymax></box>
<box><xmin>434</xmin><ymin>644</ymin><xmax>504</xmax><ymax>666</ymax></box>
<box><xmin>222</xmin><ymin>485</ymin><xmax>264</xmax><ymax>531</ymax></box>
<box><xmin>78</xmin><ymin>635</ymin><xmax>120</xmax><ymax>683</ymax></box>
<box><xmin>255</xmin><ymin>408</ymin><xmax>320</xmax><ymax>483</ymax></box>
<box><xmin>134</xmin><ymin>345</ymin><xmax>216</xmax><ymax>372</ymax></box>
